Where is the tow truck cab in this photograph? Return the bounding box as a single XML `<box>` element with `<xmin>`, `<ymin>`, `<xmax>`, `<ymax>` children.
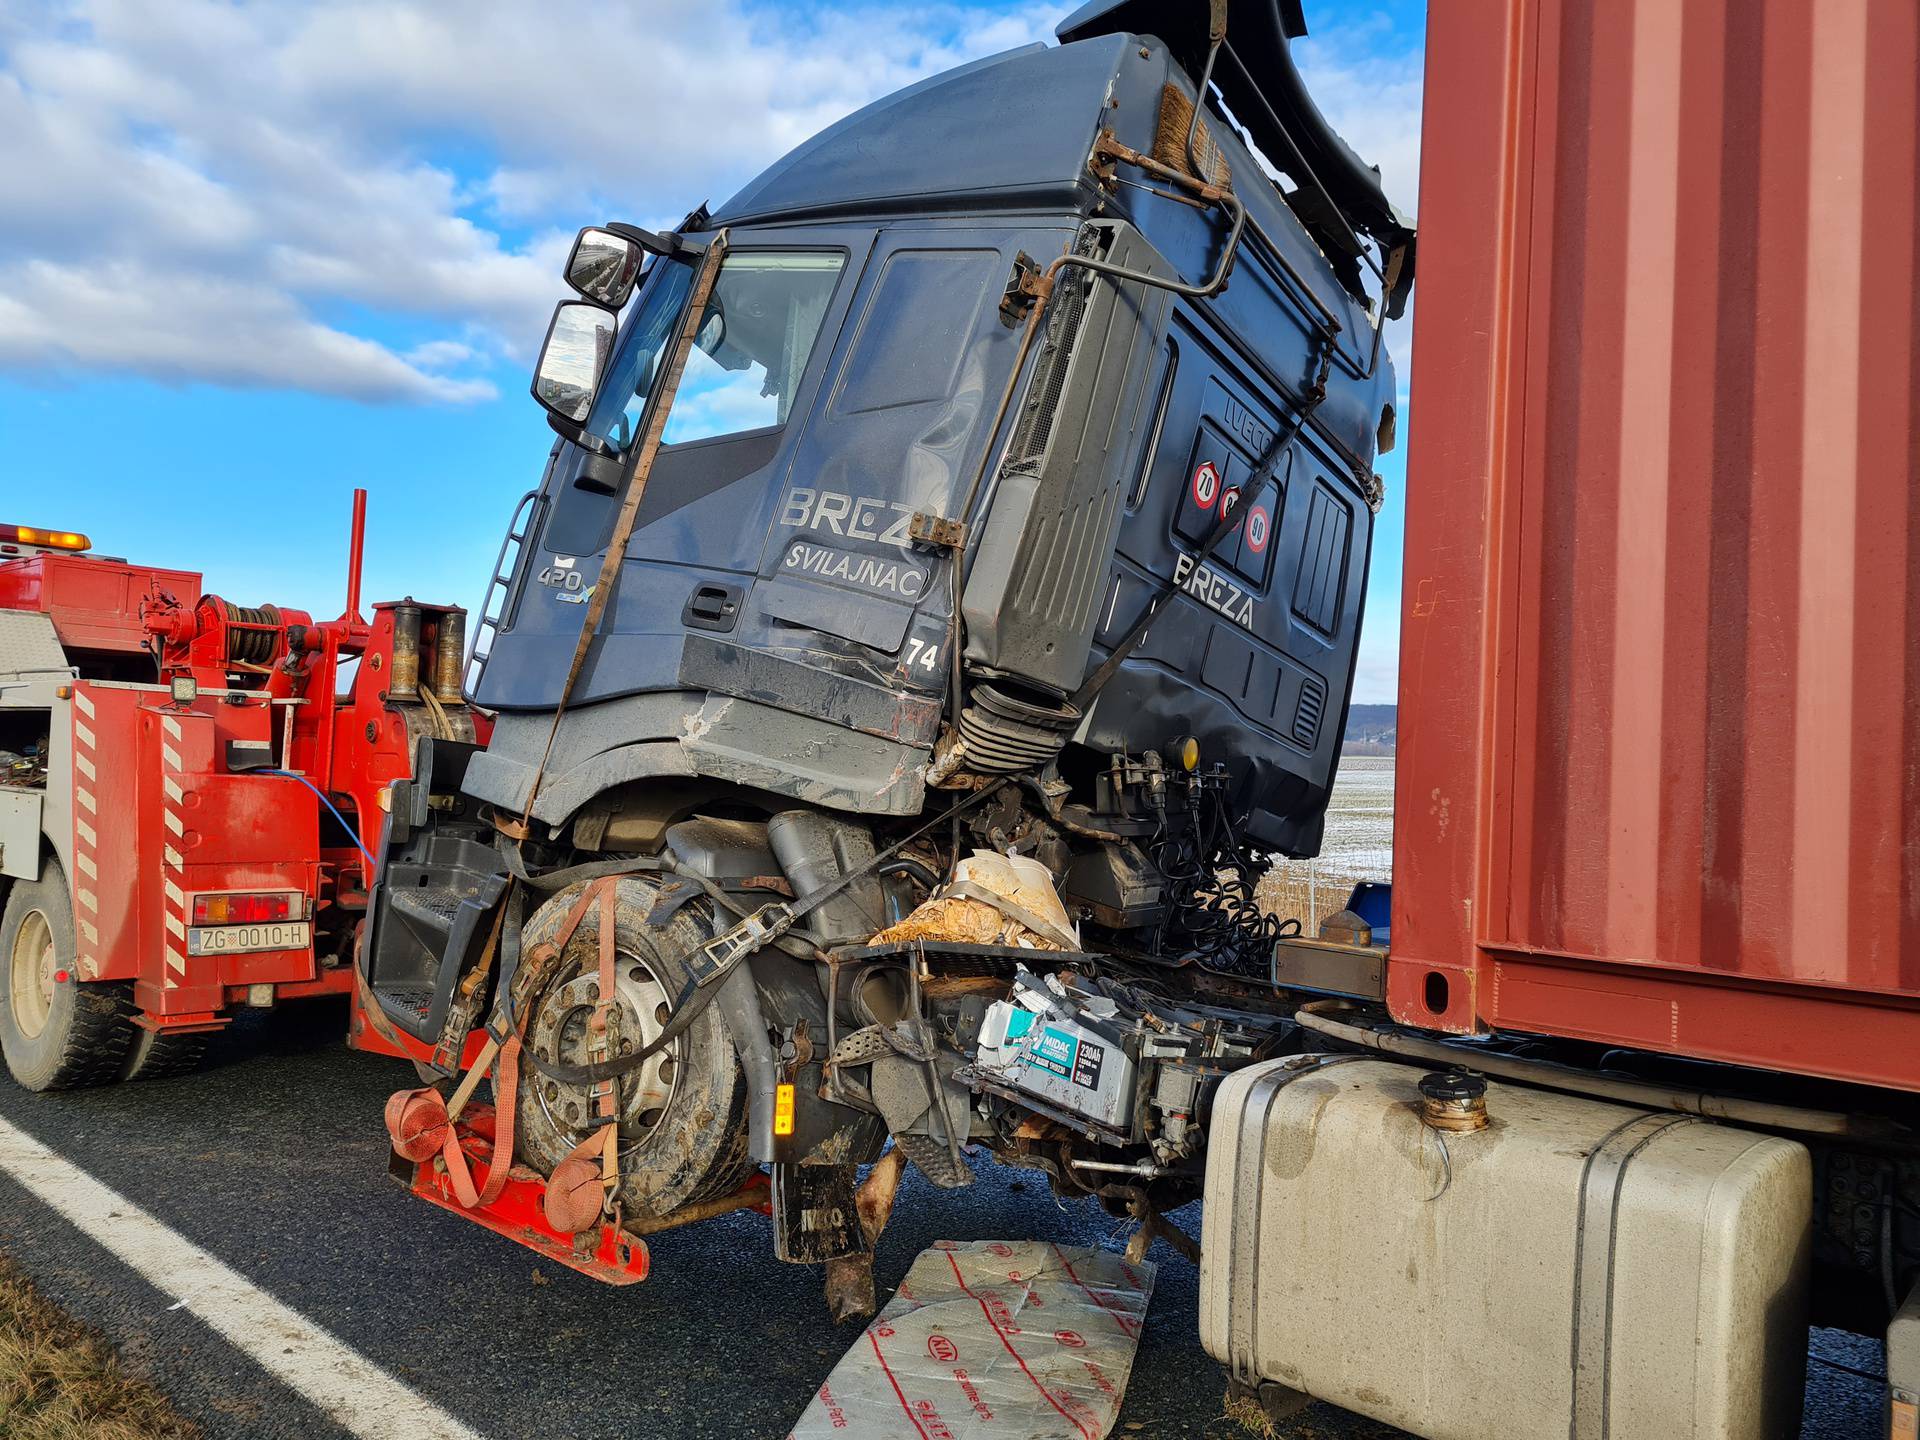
<box><xmin>0</xmin><ymin>504</ymin><xmax>480</xmax><ymax>1089</ymax></box>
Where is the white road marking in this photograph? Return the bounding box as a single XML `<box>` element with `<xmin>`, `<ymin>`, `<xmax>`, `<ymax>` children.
<box><xmin>0</xmin><ymin>1115</ymin><xmax>487</xmax><ymax>1440</ymax></box>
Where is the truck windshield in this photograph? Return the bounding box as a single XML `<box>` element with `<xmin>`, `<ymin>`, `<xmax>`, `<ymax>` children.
<box><xmin>588</xmin><ymin>258</ymin><xmax>694</xmax><ymax>452</ymax></box>
<box><xmin>589</xmin><ymin>250</ymin><xmax>844</xmax><ymax>452</ymax></box>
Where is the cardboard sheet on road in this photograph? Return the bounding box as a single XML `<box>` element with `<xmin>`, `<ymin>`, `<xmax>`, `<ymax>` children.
<box><xmin>789</xmin><ymin>1239</ymin><xmax>1156</xmax><ymax>1440</ymax></box>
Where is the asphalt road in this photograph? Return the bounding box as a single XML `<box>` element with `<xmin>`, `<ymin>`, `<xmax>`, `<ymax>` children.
<box><xmin>0</xmin><ymin>1001</ymin><xmax>1889</xmax><ymax>1440</ymax></box>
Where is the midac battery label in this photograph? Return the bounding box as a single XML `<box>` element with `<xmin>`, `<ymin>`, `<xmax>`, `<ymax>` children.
<box><xmin>1030</xmin><ymin>1026</ymin><xmax>1079</xmax><ymax>1079</ymax></box>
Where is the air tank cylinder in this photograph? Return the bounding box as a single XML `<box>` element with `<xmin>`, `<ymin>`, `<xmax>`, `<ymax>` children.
<box><xmin>388</xmin><ymin>602</ymin><xmax>422</xmax><ymax>699</ymax></box>
<box><xmin>432</xmin><ymin>607</ymin><xmax>467</xmax><ymax>701</ymax></box>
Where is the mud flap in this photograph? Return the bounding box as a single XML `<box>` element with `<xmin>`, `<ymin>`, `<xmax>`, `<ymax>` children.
<box><xmin>871</xmin><ymin>1053</ymin><xmax>974</xmax><ymax>1189</ymax></box>
<box><xmin>772</xmin><ymin>1162</ymin><xmax>866</xmax><ymax>1264</ymax></box>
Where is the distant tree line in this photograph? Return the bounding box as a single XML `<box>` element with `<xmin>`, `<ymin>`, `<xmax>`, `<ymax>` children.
<box><xmin>1344</xmin><ymin>703</ymin><xmax>1395</xmax><ymax>756</ymax></box>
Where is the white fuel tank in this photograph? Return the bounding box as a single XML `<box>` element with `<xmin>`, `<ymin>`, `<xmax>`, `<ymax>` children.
<box><xmin>1199</xmin><ymin>1056</ymin><xmax>1811</xmax><ymax>1440</ymax></box>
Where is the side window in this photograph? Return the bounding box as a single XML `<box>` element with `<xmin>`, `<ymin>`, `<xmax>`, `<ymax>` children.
<box><xmin>831</xmin><ymin>249</ymin><xmax>1000</xmax><ymax>414</ymax></box>
<box><xmin>662</xmin><ymin>253</ymin><xmax>846</xmax><ymax>446</ymax></box>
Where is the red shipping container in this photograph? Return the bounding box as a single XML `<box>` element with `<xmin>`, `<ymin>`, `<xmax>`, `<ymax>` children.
<box><xmin>1390</xmin><ymin>0</ymin><xmax>1920</xmax><ymax>1090</ymax></box>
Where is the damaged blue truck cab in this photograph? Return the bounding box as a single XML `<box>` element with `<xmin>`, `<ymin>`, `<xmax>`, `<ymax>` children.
<box><xmin>466</xmin><ymin>15</ymin><xmax>1400</xmax><ymax>851</ymax></box>
<box><xmin>362</xmin><ymin>0</ymin><xmax>1411</xmax><ymax>1311</ymax></box>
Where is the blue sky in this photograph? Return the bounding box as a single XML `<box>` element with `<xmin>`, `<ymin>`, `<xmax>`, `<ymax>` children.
<box><xmin>0</xmin><ymin>0</ymin><xmax>1424</xmax><ymax>701</ymax></box>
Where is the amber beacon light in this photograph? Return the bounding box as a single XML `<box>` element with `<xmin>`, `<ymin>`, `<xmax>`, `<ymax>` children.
<box><xmin>0</xmin><ymin>524</ymin><xmax>92</xmax><ymax>551</ymax></box>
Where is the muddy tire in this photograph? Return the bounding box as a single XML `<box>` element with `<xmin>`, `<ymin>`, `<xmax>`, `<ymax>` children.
<box><xmin>0</xmin><ymin>858</ymin><xmax>135</xmax><ymax>1091</ymax></box>
<box><xmin>120</xmin><ymin>1025</ymin><xmax>208</xmax><ymax>1082</ymax></box>
<box><xmin>512</xmin><ymin>876</ymin><xmax>755</xmax><ymax>1220</ymax></box>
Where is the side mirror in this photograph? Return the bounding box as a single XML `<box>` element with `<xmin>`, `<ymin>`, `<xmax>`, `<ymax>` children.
<box><xmin>531</xmin><ymin>301</ymin><xmax>616</xmax><ymax>427</ymax></box>
<box><xmin>565</xmin><ymin>227</ymin><xmax>646</xmax><ymax>308</ymax></box>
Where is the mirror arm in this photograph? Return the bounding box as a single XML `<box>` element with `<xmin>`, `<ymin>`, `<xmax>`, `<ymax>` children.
<box><xmin>606</xmin><ymin>222</ymin><xmax>682</xmax><ymax>259</ymax></box>
<box><xmin>545</xmin><ymin>411</ymin><xmax>610</xmax><ymax>454</ymax></box>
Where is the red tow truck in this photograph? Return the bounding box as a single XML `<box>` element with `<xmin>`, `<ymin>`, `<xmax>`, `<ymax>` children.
<box><xmin>0</xmin><ymin>493</ymin><xmax>484</xmax><ymax>1086</ymax></box>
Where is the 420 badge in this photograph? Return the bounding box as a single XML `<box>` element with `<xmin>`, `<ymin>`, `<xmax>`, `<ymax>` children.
<box><xmin>537</xmin><ymin>559</ymin><xmax>594</xmax><ymax>604</ymax></box>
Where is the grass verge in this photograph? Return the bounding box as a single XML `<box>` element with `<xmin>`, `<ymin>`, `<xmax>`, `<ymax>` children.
<box><xmin>0</xmin><ymin>1254</ymin><xmax>199</xmax><ymax>1440</ymax></box>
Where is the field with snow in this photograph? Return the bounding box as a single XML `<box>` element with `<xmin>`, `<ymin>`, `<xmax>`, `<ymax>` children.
<box><xmin>1256</xmin><ymin>754</ymin><xmax>1395</xmax><ymax>932</ymax></box>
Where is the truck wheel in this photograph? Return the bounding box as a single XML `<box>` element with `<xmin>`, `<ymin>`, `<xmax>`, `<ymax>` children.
<box><xmin>0</xmin><ymin>858</ymin><xmax>135</xmax><ymax>1091</ymax></box>
<box><xmin>121</xmin><ymin>1026</ymin><xmax>208</xmax><ymax>1082</ymax></box>
<box><xmin>512</xmin><ymin>877</ymin><xmax>755</xmax><ymax>1220</ymax></box>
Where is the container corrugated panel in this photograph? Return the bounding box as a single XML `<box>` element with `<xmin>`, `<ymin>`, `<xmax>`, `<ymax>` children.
<box><xmin>1389</xmin><ymin>0</ymin><xmax>1920</xmax><ymax>1090</ymax></box>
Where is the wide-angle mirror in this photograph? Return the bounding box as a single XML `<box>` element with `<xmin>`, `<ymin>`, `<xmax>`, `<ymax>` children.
<box><xmin>565</xmin><ymin>227</ymin><xmax>646</xmax><ymax>308</ymax></box>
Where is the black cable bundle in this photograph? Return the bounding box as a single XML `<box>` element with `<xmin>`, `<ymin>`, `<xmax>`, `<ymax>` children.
<box><xmin>1149</xmin><ymin>776</ymin><xmax>1299</xmax><ymax>979</ymax></box>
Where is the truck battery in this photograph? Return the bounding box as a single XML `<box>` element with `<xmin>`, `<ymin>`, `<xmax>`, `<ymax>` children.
<box><xmin>975</xmin><ymin>970</ymin><xmax>1136</xmax><ymax>1133</ymax></box>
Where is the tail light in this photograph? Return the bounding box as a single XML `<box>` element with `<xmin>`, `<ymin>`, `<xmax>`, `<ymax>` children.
<box><xmin>191</xmin><ymin>892</ymin><xmax>298</xmax><ymax>926</ymax></box>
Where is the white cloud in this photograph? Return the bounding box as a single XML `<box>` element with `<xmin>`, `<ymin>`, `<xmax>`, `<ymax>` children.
<box><xmin>0</xmin><ymin>0</ymin><xmax>1422</xmax><ymax>414</ymax></box>
<box><xmin>1352</xmin><ymin>611</ymin><xmax>1403</xmax><ymax>705</ymax></box>
<box><xmin>0</xmin><ymin>257</ymin><xmax>495</xmax><ymax>401</ymax></box>
<box><xmin>1294</xmin><ymin>14</ymin><xmax>1423</xmax><ymax>397</ymax></box>
<box><xmin>1292</xmin><ymin>18</ymin><xmax>1424</xmax><ymax>221</ymax></box>
<box><xmin>1288</xmin><ymin>11</ymin><xmax>1424</xmax><ymax>700</ymax></box>
<box><xmin>0</xmin><ymin>0</ymin><xmax>1057</xmax><ymax>403</ymax></box>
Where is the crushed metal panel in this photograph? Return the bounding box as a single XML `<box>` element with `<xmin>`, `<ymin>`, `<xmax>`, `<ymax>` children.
<box><xmin>790</xmin><ymin>1239</ymin><xmax>1156</xmax><ymax>1439</ymax></box>
<box><xmin>0</xmin><ymin>789</ymin><xmax>41</xmax><ymax>880</ymax></box>
<box><xmin>0</xmin><ymin>610</ymin><xmax>70</xmax><ymax>677</ymax></box>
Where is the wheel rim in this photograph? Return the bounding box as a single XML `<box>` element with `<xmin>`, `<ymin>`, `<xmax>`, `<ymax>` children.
<box><xmin>531</xmin><ymin>946</ymin><xmax>682</xmax><ymax>1145</ymax></box>
<box><xmin>9</xmin><ymin>909</ymin><xmax>56</xmax><ymax>1041</ymax></box>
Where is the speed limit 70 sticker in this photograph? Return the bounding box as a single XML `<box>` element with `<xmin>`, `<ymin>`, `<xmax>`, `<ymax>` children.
<box><xmin>1190</xmin><ymin>459</ymin><xmax>1222</xmax><ymax>509</ymax></box>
